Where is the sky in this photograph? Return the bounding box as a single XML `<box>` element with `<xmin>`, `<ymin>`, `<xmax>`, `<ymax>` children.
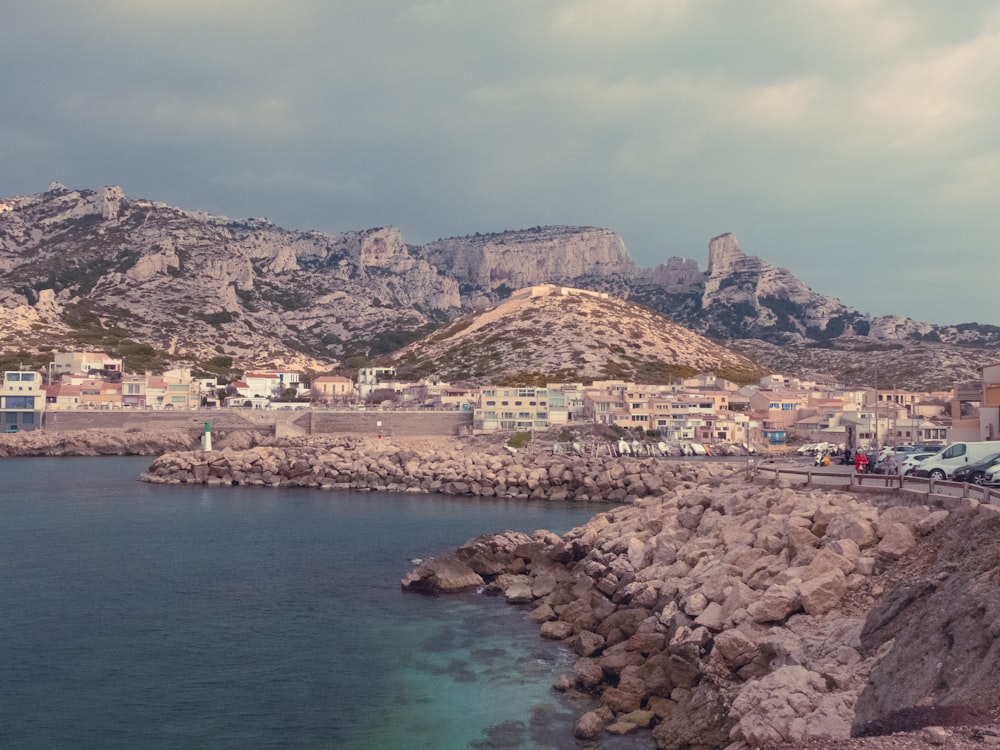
<box><xmin>2</xmin><ymin>1</ymin><xmax>999</xmax><ymax>327</ymax></box>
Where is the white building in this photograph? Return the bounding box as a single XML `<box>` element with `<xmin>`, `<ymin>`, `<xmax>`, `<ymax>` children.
<box><xmin>52</xmin><ymin>351</ymin><xmax>123</xmax><ymax>378</ymax></box>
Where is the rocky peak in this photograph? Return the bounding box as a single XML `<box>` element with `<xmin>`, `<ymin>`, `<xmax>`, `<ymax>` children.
<box><xmin>706</xmin><ymin>232</ymin><xmax>744</xmax><ymax>276</ymax></box>
<box><xmin>358</xmin><ymin>227</ymin><xmax>409</xmax><ymax>268</ymax></box>
<box><xmin>100</xmin><ymin>185</ymin><xmax>124</xmax><ymax>221</ymax></box>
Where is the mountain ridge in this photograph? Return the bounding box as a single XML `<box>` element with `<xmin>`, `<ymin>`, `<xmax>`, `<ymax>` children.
<box><xmin>1</xmin><ymin>183</ymin><xmax>996</xmax><ymax>388</ymax></box>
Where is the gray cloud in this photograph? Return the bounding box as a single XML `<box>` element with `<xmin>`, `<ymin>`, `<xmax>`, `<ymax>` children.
<box><xmin>2</xmin><ymin>0</ymin><xmax>998</xmax><ymax>325</ymax></box>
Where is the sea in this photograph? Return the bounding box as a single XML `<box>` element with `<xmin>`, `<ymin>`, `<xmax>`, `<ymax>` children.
<box><xmin>0</xmin><ymin>456</ymin><xmax>654</xmax><ymax>750</ymax></box>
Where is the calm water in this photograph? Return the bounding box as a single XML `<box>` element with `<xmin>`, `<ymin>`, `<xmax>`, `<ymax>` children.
<box><xmin>0</xmin><ymin>457</ymin><xmax>647</xmax><ymax>750</ymax></box>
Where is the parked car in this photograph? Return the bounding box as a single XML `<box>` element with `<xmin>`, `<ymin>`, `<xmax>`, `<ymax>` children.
<box><xmin>984</xmin><ymin>462</ymin><xmax>1000</xmax><ymax>485</ymax></box>
<box><xmin>899</xmin><ymin>452</ymin><xmax>937</xmax><ymax>477</ymax></box>
<box><xmin>952</xmin><ymin>451</ymin><xmax>1000</xmax><ymax>485</ymax></box>
<box><xmin>877</xmin><ymin>445</ymin><xmax>920</xmax><ymax>463</ymax></box>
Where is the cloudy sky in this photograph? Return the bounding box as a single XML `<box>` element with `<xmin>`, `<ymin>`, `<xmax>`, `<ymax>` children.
<box><xmin>2</xmin><ymin>1</ymin><xmax>998</xmax><ymax>326</ymax></box>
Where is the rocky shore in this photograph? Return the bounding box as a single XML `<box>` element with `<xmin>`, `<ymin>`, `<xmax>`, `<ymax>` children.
<box><xmin>401</xmin><ymin>468</ymin><xmax>1000</xmax><ymax>749</ymax></box>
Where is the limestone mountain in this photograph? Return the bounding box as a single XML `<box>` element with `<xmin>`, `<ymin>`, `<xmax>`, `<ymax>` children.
<box><xmin>384</xmin><ymin>285</ymin><xmax>762</xmax><ymax>385</ymax></box>
<box><xmin>1</xmin><ymin>183</ymin><xmax>996</xmax><ymax>387</ymax></box>
<box><xmin>0</xmin><ymin>184</ymin><xmax>460</xmax><ymax>369</ymax></box>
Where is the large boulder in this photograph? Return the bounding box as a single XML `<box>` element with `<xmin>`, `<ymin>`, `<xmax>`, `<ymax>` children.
<box><xmin>400</xmin><ymin>557</ymin><xmax>483</xmax><ymax>593</ymax></box>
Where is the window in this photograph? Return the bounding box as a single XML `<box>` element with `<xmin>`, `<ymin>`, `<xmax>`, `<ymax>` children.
<box><xmin>942</xmin><ymin>444</ymin><xmax>966</xmax><ymax>459</ymax></box>
<box><xmin>22</xmin><ymin>413</ymin><xmax>34</xmax><ymax>424</ymax></box>
<box><xmin>4</xmin><ymin>396</ymin><xmax>34</xmax><ymax>409</ymax></box>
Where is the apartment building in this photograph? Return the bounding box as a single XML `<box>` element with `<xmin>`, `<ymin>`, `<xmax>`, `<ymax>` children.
<box><xmin>475</xmin><ymin>386</ymin><xmax>555</xmax><ymax>432</ymax></box>
<box><xmin>312</xmin><ymin>375</ymin><xmax>356</xmax><ymax>403</ymax></box>
<box><xmin>1</xmin><ymin>370</ymin><xmax>45</xmax><ymax>432</ymax></box>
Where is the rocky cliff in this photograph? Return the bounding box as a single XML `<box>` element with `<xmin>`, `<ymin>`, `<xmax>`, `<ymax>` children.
<box><xmin>413</xmin><ymin>226</ymin><xmax>640</xmax><ymax>307</ymax></box>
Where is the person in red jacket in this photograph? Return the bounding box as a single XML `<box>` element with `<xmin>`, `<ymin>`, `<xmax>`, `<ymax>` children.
<box><xmin>855</xmin><ymin>450</ymin><xmax>868</xmax><ymax>472</ymax></box>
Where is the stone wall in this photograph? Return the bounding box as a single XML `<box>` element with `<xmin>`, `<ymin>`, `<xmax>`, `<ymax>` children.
<box><xmin>39</xmin><ymin>408</ymin><xmax>472</xmax><ymax>437</ymax></box>
<box><xmin>309</xmin><ymin>410</ymin><xmax>472</xmax><ymax>436</ymax></box>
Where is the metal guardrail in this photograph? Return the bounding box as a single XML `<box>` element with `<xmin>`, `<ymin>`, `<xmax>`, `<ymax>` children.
<box><xmin>750</xmin><ymin>461</ymin><xmax>1000</xmax><ymax>506</ymax></box>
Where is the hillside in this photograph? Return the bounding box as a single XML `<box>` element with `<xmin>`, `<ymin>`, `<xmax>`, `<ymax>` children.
<box><xmin>385</xmin><ymin>285</ymin><xmax>763</xmax><ymax>384</ymax></box>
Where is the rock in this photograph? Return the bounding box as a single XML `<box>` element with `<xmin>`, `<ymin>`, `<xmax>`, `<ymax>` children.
<box><xmin>798</xmin><ymin>568</ymin><xmax>847</xmax><ymax>615</ymax></box>
<box><xmin>652</xmin><ymin>681</ymin><xmax>734</xmax><ymax>750</ymax></box>
<box><xmin>713</xmin><ymin>628</ymin><xmax>759</xmax><ymax>669</ymax></box>
<box><xmin>876</xmin><ymin>522</ymin><xmax>916</xmax><ymax>560</ymax></box>
<box><xmin>826</xmin><ymin>514</ymin><xmax>878</xmax><ymax>549</ymax></box>
<box><xmin>916</xmin><ymin>510</ymin><xmax>949</xmax><ymax>535</ymax></box>
<box><xmin>573</xmin><ymin>658</ymin><xmax>605</xmax><ymax>689</ymax></box>
<box><xmin>504</xmin><ymin>579</ymin><xmax>535</xmax><ymax>604</ymax></box>
<box><xmin>602</xmin><ymin>686</ymin><xmax>643</xmax><ymax>714</ymax></box>
<box><xmin>455</xmin><ymin>530</ymin><xmax>534</xmax><ymax>575</ymax></box>
<box><xmin>748</xmin><ymin>584</ymin><xmax>801</xmax><ymax>623</ymax></box>
<box><xmin>400</xmin><ymin>557</ymin><xmax>483</xmax><ymax>594</ymax></box>
<box><xmin>573</xmin><ymin>630</ymin><xmax>606</xmax><ymax>657</ymax></box>
<box><xmin>540</xmin><ymin>620</ymin><xmax>574</xmax><ymax>640</ymax></box>
<box><xmin>574</xmin><ymin>710</ymin><xmax>606</xmax><ymax>740</ymax></box>
<box><xmin>694</xmin><ymin>601</ymin><xmax>725</xmax><ymax>630</ymax></box>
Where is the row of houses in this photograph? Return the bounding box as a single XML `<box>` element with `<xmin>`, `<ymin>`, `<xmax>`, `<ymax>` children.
<box><xmin>4</xmin><ymin>353</ymin><xmax>1000</xmax><ymax>449</ymax></box>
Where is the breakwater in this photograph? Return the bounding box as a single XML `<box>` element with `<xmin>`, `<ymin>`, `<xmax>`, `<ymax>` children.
<box><xmin>139</xmin><ymin>436</ymin><xmax>734</xmax><ymax>503</ymax></box>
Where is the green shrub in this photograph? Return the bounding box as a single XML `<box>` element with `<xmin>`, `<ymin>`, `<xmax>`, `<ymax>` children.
<box><xmin>507</xmin><ymin>431</ymin><xmax>532</xmax><ymax>449</ymax></box>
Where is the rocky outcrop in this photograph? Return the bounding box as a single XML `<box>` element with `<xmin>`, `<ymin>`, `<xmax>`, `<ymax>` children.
<box><xmin>700</xmin><ymin>233</ymin><xmax>867</xmax><ymax>342</ymax></box>
<box><xmin>402</xmin><ymin>474</ymin><xmax>1000</xmax><ymax>748</ymax></box>
<box><xmin>852</xmin><ymin>509</ymin><xmax>1000</xmax><ymax>732</ymax></box>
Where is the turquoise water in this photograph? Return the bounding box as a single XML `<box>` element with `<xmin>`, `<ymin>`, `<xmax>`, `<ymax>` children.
<box><xmin>0</xmin><ymin>457</ymin><xmax>646</xmax><ymax>749</ymax></box>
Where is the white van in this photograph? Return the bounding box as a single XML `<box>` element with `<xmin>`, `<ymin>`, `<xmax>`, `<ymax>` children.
<box><xmin>914</xmin><ymin>441</ymin><xmax>1000</xmax><ymax>480</ymax></box>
